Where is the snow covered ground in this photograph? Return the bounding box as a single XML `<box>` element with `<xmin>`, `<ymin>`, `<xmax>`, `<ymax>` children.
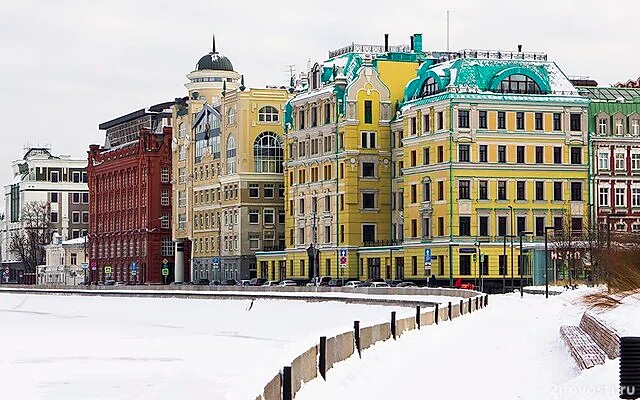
<box><xmin>297</xmin><ymin>288</ymin><xmax>639</xmax><ymax>400</ymax></box>
<box><xmin>0</xmin><ymin>293</ymin><xmax>416</xmax><ymax>400</ymax></box>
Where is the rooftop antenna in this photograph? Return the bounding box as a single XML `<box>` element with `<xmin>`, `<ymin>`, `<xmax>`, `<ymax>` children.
<box><xmin>446</xmin><ymin>10</ymin><xmax>450</xmax><ymax>52</ymax></box>
<box><xmin>285</xmin><ymin>64</ymin><xmax>296</xmax><ymax>81</ymax></box>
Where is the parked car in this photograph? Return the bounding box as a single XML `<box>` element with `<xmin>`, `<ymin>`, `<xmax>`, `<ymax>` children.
<box><xmin>104</xmin><ymin>280</ymin><xmax>116</xmax><ymax>286</ymax></box>
<box><xmin>396</xmin><ymin>281</ymin><xmax>417</xmax><ymax>288</ymax></box>
<box><xmin>344</xmin><ymin>280</ymin><xmax>361</xmax><ymax>288</ymax></box>
<box><xmin>327</xmin><ymin>279</ymin><xmax>343</xmax><ymax>287</ymax></box>
<box><xmin>262</xmin><ymin>280</ymin><xmax>280</xmax><ymax>287</ymax></box>
<box><xmin>278</xmin><ymin>280</ymin><xmax>297</xmax><ymax>287</ymax></box>
<box><xmin>211</xmin><ymin>280</ymin><xmax>220</xmax><ymax>286</ymax></box>
<box><xmin>370</xmin><ymin>282</ymin><xmax>390</xmax><ymax>288</ymax></box>
<box><xmin>221</xmin><ymin>279</ymin><xmax>238</xmax><ymax>286</ymax></box>
<box><xmin>114</xmin><ymin>281</ymin><xmax>127</xmax><ymax>286</ymax></box>
<box><xmin>306</xmin><ymin>276</ymin><xmax>332</xmax><ymax>286</ymax></box>
<box><xmin>239</xmin><ymin>280</ymin><xmax>251</xmax><ymax>286</ymax></box>
<box><xmin>387</xmin><ymin>279</ymin><xmax>404</xmax><ymax>287</ymax></box>
<box><xmin>249</xmin><ymin>278</ymin><xmax>268</xmax><ymax>286</ymax></box>
<box><xmin>196</xmin><ymin>278</ymin><xmax>210</xmax><ymax>285</ymax></box>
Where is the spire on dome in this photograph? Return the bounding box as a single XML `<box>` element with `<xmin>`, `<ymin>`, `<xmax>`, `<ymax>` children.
<box><xmin>212</xmin><ymin>34</ymin><xmax>216</xmax><ymax>54</ymax></box>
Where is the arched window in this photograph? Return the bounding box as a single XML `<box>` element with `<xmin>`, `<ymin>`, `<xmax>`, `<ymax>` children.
<box><xmin>419</xmin><ymin>77</ymin><xmax>439</xmax><ymax>97</ymax></box>
<box><xmin>178</xmin><ymin>122</ymin><xmax>186</xmax><ymax>138</ymax></box>
<box><xmin>499</xmin><ymin>74</ymin><xmax>541</xmax><ymax>94</ymax></box>
<box><xmin>254</xmin><ymin>132</ymin><xmax>283</xmax><ymax>173</ymax></box>
<box><xmin>227</xmin><ymin>107</ymin><xmax>235</xmax><ymax>125</ymax></box>
<box><xmin>259</xmin><ymin>106</ymin><xmax>279</xmax><ymax>123</ymax></box>
<box><xmin>226</xmin><ymin>135</ymin><xmax>236</xmax><ymax>174</ymax></box>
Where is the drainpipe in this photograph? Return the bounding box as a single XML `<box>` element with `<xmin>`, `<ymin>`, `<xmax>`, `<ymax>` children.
<box><xmin>335</xmin><ymin>96</ymin><xmax>340</xmax><ymax>280</ymax></box>
<box><xmin>448</xmin><ymin>99</ymin><xmax>454</xmax><ymax>287</ymax></box>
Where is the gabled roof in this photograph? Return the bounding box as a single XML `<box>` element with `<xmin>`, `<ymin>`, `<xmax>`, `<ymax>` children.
<box><xmin>191</xmin><ymin>103</ymin><xmax>221</xmax><ymax>129</ymax></box>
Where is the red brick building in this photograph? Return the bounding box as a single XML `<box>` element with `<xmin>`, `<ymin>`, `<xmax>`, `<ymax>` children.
<box><xmin>88</xmin><ymin>102</ymin><xmax>188</xmax><ymax>283</ymax></box>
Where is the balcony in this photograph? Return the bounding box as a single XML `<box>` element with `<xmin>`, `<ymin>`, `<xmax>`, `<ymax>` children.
<box><xmin>262</xmin><ymin>245</ymin><xmax>285</xmax><ymax>252</ymax></box>
<box><xmin>362</xmin><ymin>239</ymin><xmax>402</xmax><ymax>248</ymax></box>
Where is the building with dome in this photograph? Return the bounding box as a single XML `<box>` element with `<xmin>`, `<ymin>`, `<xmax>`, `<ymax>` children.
<box><xmin>171</xmin><ymin>37</ymin><xmax>291</xmax><ymax>282</ymax></box>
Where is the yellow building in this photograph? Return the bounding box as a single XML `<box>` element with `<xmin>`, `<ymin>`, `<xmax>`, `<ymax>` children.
<box><xmin>393</xmin><ymin>51</ymin><xmax>590</xmax><ymax>291</ymax></box>
<box><xmin>171</xmin><ymin>37</ymin><xmax>290</xmax><ymax>282</ymax></box>
<box><xmin>256</xmin><ymin>38</ymin><xmax>590</xmax><ymax>291</ymax></box>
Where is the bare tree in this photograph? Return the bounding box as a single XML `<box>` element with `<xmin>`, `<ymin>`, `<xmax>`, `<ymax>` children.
<box><xmin>8</xmin><ymin>201</ymin><xmax>53</xmax><ymax>273</ymax></box>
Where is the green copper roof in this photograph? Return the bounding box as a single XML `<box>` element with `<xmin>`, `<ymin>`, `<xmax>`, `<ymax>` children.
<box><xmin>579</xmin><ymin>86</ymin><xmax>640</xmax><ymax>102</ymax></box>
<box><xmin>403</xmin><ymin>57</ymin><xmax>578</xmax><ymax>105</ymax></box>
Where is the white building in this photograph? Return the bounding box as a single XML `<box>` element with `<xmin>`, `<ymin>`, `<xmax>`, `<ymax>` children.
<box><xmin>1</xmin><ymin>147</ymin><xmax>89</xmax><ymax>281</ymax></box>
<box><xmin>40</xmin><ymin>235</ymin><xmax>89</xmax><ymax>285</ymax></box>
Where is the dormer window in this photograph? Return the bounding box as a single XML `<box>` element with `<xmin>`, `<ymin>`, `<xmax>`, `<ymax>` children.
<box><xmin>615</xmin><ymin>119</ymin><xmax>624</xmax><ymax>135</ymax></box>
<box><xmin>499</xmin><ymin>74</ymin><xmax>541</xmax><ymax>94</ymax></box>
<box><xmin>419</xmin><ymin>77</ymin><xmax>439</xmax><ymax>97</ymax></box>
<box><xmin>598</xmin><ymin>118</ymin><xmax>608</xmax><ymax>135</ymax></box>
<box><xmin>311</xmin><ymin>64</ymin><xmax>322</xmax><ymax>90</ymax></box>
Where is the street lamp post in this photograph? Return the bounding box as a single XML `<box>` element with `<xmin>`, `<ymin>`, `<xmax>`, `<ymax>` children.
<box><xmin>448</xmin><ymin>242</ymin><xmax>459</xmax><ymax>287</ymax></box>
<box><xmin>519</xmin><ymin>231</ymin><xmax>533</xmax><ymax>298</ymax></box>
<box><xmin>543</xmin><ymin>226</ymin><xmax>555</xmax><ymax>299</ymax></box>
<box><xmin>475</xmin><ymin>238</ymin><xmax>490</xmax><ymax>292</ymax></box>
<box><xmin>508</xmin><ymin>205</ymin><xmax>515</xmax><ymax>291</ymax></box>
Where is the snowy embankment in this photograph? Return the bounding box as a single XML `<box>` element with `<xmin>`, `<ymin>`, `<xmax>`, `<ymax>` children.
<box><xmin>0</xmin><ymin>293</ymin><xmax>416</xmax><ymax>400</ymax></box>
<box><xmin>296</xmin><ymin>288</ymin><xmax>640</xmax><ymax>400</ymax></box>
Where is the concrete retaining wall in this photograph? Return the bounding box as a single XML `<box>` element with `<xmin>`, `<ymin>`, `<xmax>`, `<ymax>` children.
<box><xmin>291</xmin><ymin>345</ymin><xmax>318</xmax><ymax>395</ymax></box>
<box><xmin>360</xmin><ymin>322</ymin><xmax>391</xmax><ymax>350</ymax></box>
<box><xmin>262</xmin><ymin>372</ymin><xmax>281</xmax><ymax>400</ymax></box>
<box><xmin>420</xmin><ymin>310</ymin><xmax>434</xmax><ymax>326</ymax></box>
<box><xmin>396</xmin><ymin>316</ymin><xmax>416</xmax><ymax>338</ymax></box>
<box><xmin>326</xmin><ymin>332</ymin><xmax>354</xmax><ymax>371</ymax></box>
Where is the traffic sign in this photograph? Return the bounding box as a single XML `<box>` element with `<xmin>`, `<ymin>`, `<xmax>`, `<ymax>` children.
<box><xmin>212</xmin><ymin>257</ymin><xmax>220</xmax><ymax>263</ymax></box>
<box><xmin>424</xmin><ymin>248</ymin><xmax>432</xmax><ymax>267</ymax></box>
<box><xmin>81</xmin><ymin>263</ymin><xmax>89</xmax><ymax>270</ymax></box>
<box><xmin>339</xmin><ymin>248</ymin><xmax>348</xmax><ymax>269</ymax></box>
<box><xmin>339</xmin><ymin>249</ymin><xmax>348</xmax><ymax>257</ymax></box>
<box><xmin>161</xmin><ymin>267</ymin><xmax>169</xmax><ymax>276</ymax></box>
<box><xmin>162</xmin><ymin>258</ymin><xmax>168</xmax><ymax>265</ymax></box>
<box><xmin>104</xmin><ymin>265</ymin><xmax>112</xmax><ymax>275</ymax></box>
<box><xmin>90</xmin><ymin>260</ymin><xmax>97</xmax><ymax>271</ymax></box>
<box><xmin>130</xmin><ymin>262</ymin><xmax>138</xmax><ymax>272</ymax></box>
<box><xmin>339</xmin><ymin>256</ymin><xmax>347</xmax><ymax>264</ymax></box>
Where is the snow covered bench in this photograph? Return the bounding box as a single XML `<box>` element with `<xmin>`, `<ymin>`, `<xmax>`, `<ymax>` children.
<box><xmin>579</xmin><ymin>312</ymin><xmax>620</xmax><ymax>359</ymax></box>
<box><xmin>560</xmin><ymin>325</ymin><xmax>607</xmax><ymax>369</ymax></box>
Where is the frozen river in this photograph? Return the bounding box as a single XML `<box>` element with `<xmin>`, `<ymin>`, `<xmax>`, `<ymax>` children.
<box><xmin>0</xmin><ymin>293</ymin><xmax>413</xmax><ymax>400</ymax></box>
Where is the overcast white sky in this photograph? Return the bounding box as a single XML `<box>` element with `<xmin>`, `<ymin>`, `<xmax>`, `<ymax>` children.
<box><xmin>1</xmin><ymin>0</ymin><xmax>638</xmax><ymax>187</ymax></box>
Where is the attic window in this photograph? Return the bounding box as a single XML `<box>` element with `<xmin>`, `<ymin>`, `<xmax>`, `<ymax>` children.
<box><xmin>419</xmin><ymin>77</ymin><xmax>440</xmax><ymax>97</ymax></box>
<box><xmin>311</xmin><ymin>65</ymin><xmax>321</xmax><ymax>90</ymax></box>
<box><xmin>499</xmin><ymin>74</ymin><xmax>542</xmax><ymax>94</ymax></box>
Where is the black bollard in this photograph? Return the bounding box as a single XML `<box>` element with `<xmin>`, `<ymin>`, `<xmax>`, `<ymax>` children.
<box><xmin>448</xmin><ymin>302</ymin><xmax>452</xmax><ymax>320</ymax></box>
<box><xmin>435</xmin><ymin>304</ymin><xmax>439</xmax><ymax>324</ymax></box>
<box><xmin>282</xmin><ymin>366</ymin><xmax>292</xmax><ymax>400</ymax></box>
<box><xmin>319</xmin><ymin>336</ymin><xmax>327</xmax><ymax>380</ymax></box>
<box><xmin>354</xmin><ymin>320</ymin><xmax>361</xmax><ymax>357</ymax></box>
<box><xmin>391</xmin><ymin>311</ymin><xmax>397</xmax><ymax>340</ymax></box>
<box><xmin>416</xmin><ymin>305</ymin><xmax>421</xmax><ymax>330</ymax></box>
<box><xmin>620</xmin><ymin>337</ymin><xmax>640</xmax><ymax>399</ymax></box>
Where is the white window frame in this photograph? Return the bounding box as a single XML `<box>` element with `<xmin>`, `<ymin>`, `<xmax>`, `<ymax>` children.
<box><xmin>161</xmin><ymin>190</ymin><xmax>170</xmax><ymax>206</ymax></box>
<box><xmin>633</xmin><ymin>120</ymin><xmax>640</xmax><ymax>136</ymax></box>
<box><xmin>72</xmin><ymin>211</ymin><xmax>80</xmax><ymax>224</ymax></box>
<box><xmin>161</xmin><ymin>167</ymin><xmax>170</xmax><ymax>183</ymax></box>
<box><xmin>249</xmin><ymin>209</ymin><xmax>260</xmax><ymax>224</ymax></box>
<box><xmin>263</xmin><ymin>208</ymin><xmax>275</xmax><ymax>225</ymax></box>
<box><xmin>249</xmin><ymin>236</ymin><xmax>260</xmax><ymax>250</ymax></box>
<box><xmin>249</xmin><ymin>184</ymin><xmax>259</xmax><ymax>198</ymax></box>
<box><xmin>178</xmin><ymin>190</ymin><xmax>186</xmax><ymax>208</ymax></box>
<box><xmin>632</xmin><ymin>152</ymin><xmax>640</xmax><ymax>171</ymax></box>
<box><xmin>50</xmin><ymin>171</ymin><xmax>59</xmax><ymax>182</ymax></box>
<box><xmin>615</xmin><ymin>151</ymin><xmax>626</xmax><ymax>171</ymax></box>
<box><xmin>360</xmin><ymin>131</ymin><xmax>376</xmax><ymax>149</ymax></box>
<box><xmin>598</xmin><ymin>118</ymin><xmax>607</xmax><ymax>135</ymax></box>
<box><xmin>599</xmin><ymin>186</ymin><xmax>609</xmax><ymax>207</ymax></box>
<box><xmin>178</xmin><ymin>214</ymin><xmax>186</xmax><ymax>231</ymax></box>
<box><xmin>616</xmin><ymin>119</ymin><xmax>624</xmax><ymax>135</ymax></box>
<box><xmin>598</xmin><ymin>152</ymin><xmax>609</xmax><ymax>170</ymax></box>
<box><xmin>178</xmin><ymin>167</ymin><xmax>186</xmax><ymax>184</ymax></box>
<box><xmin>633</xmin><ymin>187</ymin><xmax>640</xmax><ymax>207</ymax></box>
<box><xmin>72</xmin><ymin>171</ymin><xmax>81</xmax><ymax>183</ymax></box>
<box><xmin>82</xmin><ymin>211</ymin><xmax>89</xmax><ymax>224</ymax></box>
<box><xmin>161</xmin><ymin>213</ymin><xmax>170</xmax><ymax>229</ymax></box>
<box><xmin>615</xmin><ymin>186</ymin><xmax>626</xmax><ymax>207</ymax></box>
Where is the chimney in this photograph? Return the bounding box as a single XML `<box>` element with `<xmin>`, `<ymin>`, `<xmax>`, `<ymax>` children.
<box><xmin>384</xmin><ymin>33</ymin><xmax>389</xmax><ymax>52</ymax></box>
<box><xmin>410</xmin><ymin>35</ymin><xmax>414</xmax><ymax>51</ymax></box>
<box><xmin>518</xmin><ymin>44</ymin><xmax>522</xmax><ymax>52</ymax></box>
<box><xmin>413</xmin><ymin>33</ymin><xmax>423</xmax><ymax>52</ymax></box>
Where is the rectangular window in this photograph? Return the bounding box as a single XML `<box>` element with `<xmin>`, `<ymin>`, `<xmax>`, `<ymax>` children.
<box><xmin>571</xmin><ymin>182</ymin><xmax>582</xmax><ymax>201</ymax></box>
<box><xmin>498</xmin><ymin>216</ymin><xmax>507</xmax><ymax>237</ymax></box>
<box><xmin>615</xmin><ymin>187</ymin><xmax>626</xmax><ymax>207</ymax></box>
<box><xmin>249</xmin><ymin>209</ymin><xmax>259</xmax><ymax>224</ymax></box>
<box><xmin>51</xmin><ymin>211</ymin><xmax>58</xmax><ymax>223</ymax></box>
<box><xmin>598</xmin><ymin>118</ymin><xmax>608</xmax><ymax>135</ymax></box>
<box><xmin>263</xmin><ymin>184</ymin><xmax>274</xmax><ymax>198</ymax></box>
<box><xmin>50</xmin><ymin>171</ymin><xmax>59</xmax><ymax>183</ymax></box>
<box><xmin>570</xmin><ymin>147</ymin><xmax>582</xmax><ymax>165</ymax></box>
<box><xmin>82</xmin><ymin>211</ymin><xmax>89</xmax><ymax>224</ymax></box>
<box><xmin>498</xmin><ymin>181</ymin><xmax>507</xmax><ymax>200</ymax></box>
<box><xmin>497</xmin><ymin>112</ymin><xmax>506</xmax><ymax>129</ymax></box>
<box><xmin>554</xmin><ymin>147</ymin><xmax>562</xmax><ymax>164</ymax></box>
<box><xmin>263</xmin><ymin>209</ymin><xmax>275</xmax><ymax>225</ymax></box>
<box><xmin>516</xmin><ymin>146</ymin><xmax>525</xmax><ymax>164</ymax></box>
<box><xmin>362</xmin><ymin>224</ymin><xmax>376</xmax><ymax>243</ymax></box>
<box><xmin>423</xmin><ymin>181</ymin><xmax>431</xmax><ymax>202</ymax></box>
<box><xmin>459</xmin><ymin>255</ymin><xmax>471</xmax><ymax>275</ymax></box>
<box><xmin>498</xmin><ymin>145</ymin><xmax>506</xmax><ymax>163</ymax></box>
<box><xmin>360</xmin><ymin>131</ymin><xmax>376</xmax><ymax>148</ymax></box>
<box><xmin>516</xmin><ymin>181</ymin><xmax>526</xmax><ymax>200</ymax></box>
<box><xmin>161</xmin><ymin>189</ymin><xmax>170</xmax><ymax>206</ymax></box>
<box><xmin>554</xmin><ymin>182</ymin><xmax>563</xmax><ymax>201</ymax></box>
<box><xmin>479</xmin><ymin>180</ymin><xmax>488</xmax><ymax>200</ymax></box>
<box><xmin>437</xmin><ymin>111</ymin><xmax>444</xmax><ymax>130</ymax></box>
<box><xmin>459</xmin><ymin>217</ymin><xmax>471</xmax><ymax>236</ymax></box>
<box><xmin>479</xmin><ymin>216</ymin><xmax>489</xmax><ymax>237</ymax></box>
<box><xmin>410</xmin><ymin>117</ymin><xmax>417</xmax><ymax>135</ymax></box>
<box><xmin>436</xmin><ymin>146</ymin><xmax>444</xmax><ymax>163</ymax></box>
<box><xmin>412</xmin><ymin>256</ymin><xmax>418</xmax><ymax>276</ymax></box>
<box><xmin>535</xmin><ymin>217</ymin><xmax>545</xmax><ymax>237</ymax></box>
<box><xmin>570</xmin><ymin>113</ymin><xmax>581</xmax><ymax>131</ymax></box>
<box><xmin>364</xmin><ymin>100</ymin><xmax>372</xmax><ymax>124</ymax></box>
<box><xmin>458</xmin><ymin>180</ymin><xmax>470</xmax><ymax>200</ymax></box>
<box><xmin>72</xmin><ymin>211</ymin><xmax>80</xmax><ymax>224</ymax></box>
<box><xmin>535</xmin><ymin>146</ymin><xmax>544</xmax><ymax>164</ymax></box>
<box><xmin>437</xmin><ymin>181</ymin><xmax>444</xmax><ymax>201</ymax></box>
<box><xmin>161</xmin><ymin>213</ymin><xmax>170</xmax><ymax>229</ymax></box>
<box><xmin>324</xmin><ymin>195</ymin><xmax>331</xmax><ymax>213</ymax></box>
<box><xmin>632</xmin><ymin>154</ymin><xmax>640</xmax><ymax>171</ymax></box>
<box><xmin>410</xmin><ymin>184</ymin><xmax>417</xmax><ymax>203</ymax></box>
<box><xmin>516</xmin><ymin>112</ymin><xmax>524</xmax><ymax>130</ymax></box>
<box><xmin>424</xmin><ymin>114</ymin><xmax>430</xmax><ymax>133</ymax></box>
<box><xmin>458</xmin><ymin>144</ymin><xmax>470</xmax><ymax>162</ymax></box>
<box><xmin>553</xmin><ymin>113</ymin><xmax>562</xmax><ymax>131</ymax></box>
<box><xmin>517</xmin><ymin>216</ymin><xmax>526</xmax><ymax>235</ymax></box>
<box><xmin>422</xmin><ymin>217</ymin><xmax>430</xmax><ymax>238</ymax></box>
<box><xmin>50</xmin><ymin>192</ymin><xmax>58</xmax><ymax>203</ymax></box>
<box><xmin>72</xmin><ymin>171</ymin><xmax>81</xmax><ymax>183</ymax></box>
<box><xmin>599</xmin><ymin>186</ymin><xmax>609</xmax><ymax>207</ymax></box>
<box><xmin>535</xmin><ymin>181</ymin><xmax>544</xmax><ymax>201</ymax></box>
<box><xmin>411</xmin><ymin>219</ymin><xmax>417</xmax><ymax>238</ymax></box>
<box><xmin>362</xmin><ymin>162</ymin><xmax>375</xmax><ymax>177</ymax></box>
<box><xmin>554</xmin><ymin>217</ymin><xmax>564</xmax><ymax>232</ymax></box>
<box><xmin>249</xmin><ymin>184</ymin><xmax>259</xmax><ymax>198</ymax></box>
<box><xmin>438</xmin><ymin>217</ymin><xmax>444</xmax><ymax>236</ymax></box>
<box><xmin>410</xmin><ymin>150</ymin><xmax>417</xmax><ymax>167</ymax></box>
<box><xmin>633</xmin><ymin>187</ymin><xmax>640</xmax><ymax>207</ymax></box>
<box><xmin>161</xmin><ymin>167</ymin><xmax>170</xmax><ymax>183</ymax></box>
<box><xmin>535</xmin><ymin>112</ymin><xmax>543</xmax><ymax>130</ymax></box>
<box><xmin>478</xmin><ymin>111</ymin><xmax>487</xmax><ymax>129</ymax></box>
<box><xmin>362</xmin><ymin>193</ymin><xmax>376</xmax><ymax>209</ymax></box>
<box><xmin>458</xmin><ymin>110</ymin><xmax>470</xmax><ymax>128</ymax></box>
<box><xmin>499</xmin><ymin>255</ymin><xmax>507</xmax><ymax>275</ymax></box>
<box><xmin>72</xmin><ymin>193</ymin><xmax>80</xmax><ymax>204</ymax></box>
<box><xmin>479</xmin><ymin>145</ymin><xmax>487</xmax><ymax>163</ymax></box>
<box><xmin>571</xmin><ymin>218</ymin><xmax>583</xmax><ymax>234</ymax></box>
<box><xmin>615</xmin><ymin>152</ymin><xmax>626</xmax><ymax>171</ymax></box>
<box><xmin>423</xmin><ymin>147</ymin><xmax>430</xmax><ymax>165</ymax></box>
